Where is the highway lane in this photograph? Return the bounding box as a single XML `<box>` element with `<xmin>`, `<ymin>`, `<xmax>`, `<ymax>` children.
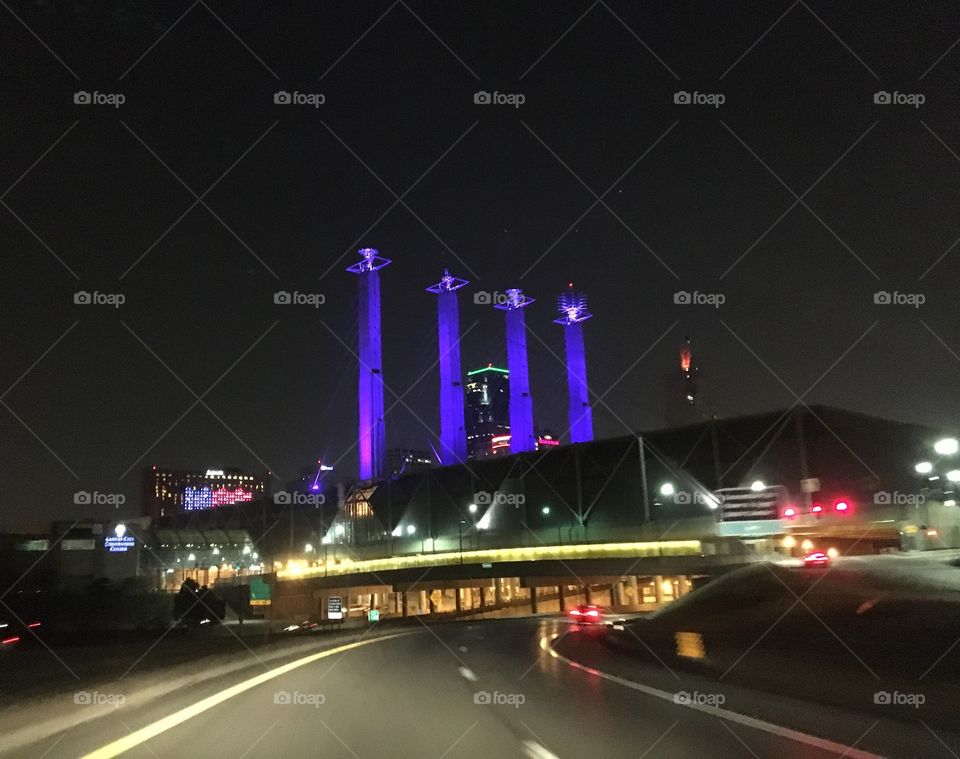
<box><xmin>16</xmin><ymin>617</ymin><xmax>960</xmax><ymax>758</ymax></box>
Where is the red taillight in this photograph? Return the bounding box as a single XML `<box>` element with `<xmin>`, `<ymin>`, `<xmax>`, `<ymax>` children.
<box><xmin>834</xmin><ymin>500</ymin><xmax>849</xmax><ymax>513</ymax></box>
<box><xmin>587</xmin><ymin>609</ymin><xmax>599</xmax><ymax>618</ymax></box>
<box><xmin>811</xmin><ymin>503</ymin><xmax>823</xmax><ymax>514</ymax></box>
<box><xmin>27</xmin><ymin>622</ymin><xmax>40</xmax><ymax>629</ymax></box>
<box><xmin>783</xmin><ymin>506</ymin><xmax>797</xmax><ymax>519</ymax></box>
<box><xmin>2</xmin><ymin>636</ymin><xmax>20</xmax><ymax>645</ymax></box>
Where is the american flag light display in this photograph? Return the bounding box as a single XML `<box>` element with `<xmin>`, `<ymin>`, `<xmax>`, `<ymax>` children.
<box><xmin>184</xmin><ymin>485</ymin><xmax>253</xmax><ymax>510</ymax></box>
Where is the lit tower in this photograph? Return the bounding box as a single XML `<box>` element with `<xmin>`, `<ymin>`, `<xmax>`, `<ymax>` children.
<box><xmin>495</xmin><ymin>288</ymin><xmax>536</xmax><ymax>453</ymax></box>
<box><xmin>426</xmin><ymin>269</ymin><xmax>469</xmax><ymax>464</ymax></box>
<box><xmin>554</xmin><ymin>283</ymin><xmax>594</xmax><ymax>443</ymax></box>
<box><xmin>347</xmin><ymin>247</ymin><xmax>391</xmax><ymax>481</ymax></box>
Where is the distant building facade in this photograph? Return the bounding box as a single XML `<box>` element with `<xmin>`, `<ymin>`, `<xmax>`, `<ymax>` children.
<box><xmin>142</xmin><ymin>466</ymin><xmax>268</xmax><ymax>519</ymax></box>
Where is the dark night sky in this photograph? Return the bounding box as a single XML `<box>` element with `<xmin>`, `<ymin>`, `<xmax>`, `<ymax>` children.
<box><xmin>3</xmin><ymin>1</ymin><xmax>960</xmax><ymax>530</ymax></box>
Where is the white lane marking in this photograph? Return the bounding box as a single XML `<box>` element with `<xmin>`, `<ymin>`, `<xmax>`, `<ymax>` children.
<box><xmin>522</xmin><ymin>739</ymin><xmax>560</xmax><ymax>759</ymax></box>
<box><xmin>459</xmin><ymin>666</ymin><xmax>478</xmax><ymax>682</ymax></box>
<box><xmin>539</xmin><ymin>635</ymin><xmax>881</xmax><ymax>759</ymax></box>
<box><xmin>81</xmin><ymin>632</ymin><xmax>415</xmax><ymax>759</ymax></box>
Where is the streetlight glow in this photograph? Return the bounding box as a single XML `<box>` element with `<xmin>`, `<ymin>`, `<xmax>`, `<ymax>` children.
<box><xmin>468</xmin><ymin>503</ymin><xmax>477</xmax><ymax>514</ymax></box>
<box><xmin>935</xmin><ymin>438</ymin><xmax>959</xmax><ymax>456</ymax></box>
<box><xmin>541</xmin><ymin>506</ymin><xmax>551</xmax><ymax>515</ymax></box>
<box><xmin>915</xmin><ymin>461</ymin><xmax>933</xmax><ymax>474</ymax></box>
<box><xmin>406</xmin><ymin>524</ymin><xmax>416</xmax><ymax>535</ymax></box>
<box><xmin>750</xmin><ymin>480</ymin><xmax>765</xmax><ymax>492</ymax></box>
<box><xmin>659</xmin><ymin>482</ymin><xmax>674</xmax><ymax>497</ymax></box>
<box><xmin>947</xmin><ymin>470</ymin><xmax>960</xmax><ymax>483</ymax></box>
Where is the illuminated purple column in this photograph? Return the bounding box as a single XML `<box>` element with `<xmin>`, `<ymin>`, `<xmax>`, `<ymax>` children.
<box><xmin>555</xmin><ymin>285</ymin><xmax>594</xmax><ymax>443</ymax></box>
<box><xmin>496</xmin><ymin>289</ymin><xmax>536</xmax><ymax>453</ymax></box>
<box><xmin>347</xmin><ymin>248</ymin><xmax>391</xmax><ymax>480</ymax></box>
<box><xmin>426</xmin><ymin>270</ymin><xmax>469</xmax><ymax>464</ymax></box>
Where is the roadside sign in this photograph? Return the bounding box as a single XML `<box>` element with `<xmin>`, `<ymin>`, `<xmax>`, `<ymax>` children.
<box><xmin>368</xmin><ymin>609</ymin><xmax>380</xmax><ymax>623</ymax></box>
<box><xmin>249</xmin><ymin>577</ymin><xmax>272</xmax><ymax>607</ymax></box>
<box><xmin>800</xmin><ymin>477</ymin><xmax>821</xmax><ymax>493</ymax></box>
<box><xmin>327</xmin><ymin>596</ymin><xmax>343</xmax><ymax>620</ymax></box>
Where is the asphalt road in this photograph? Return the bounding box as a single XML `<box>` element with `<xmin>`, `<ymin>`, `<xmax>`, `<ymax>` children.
<box><xmin>12</xmin><ymin>617</ymin><xmax>960</xmax><ymax>758</ymax></box>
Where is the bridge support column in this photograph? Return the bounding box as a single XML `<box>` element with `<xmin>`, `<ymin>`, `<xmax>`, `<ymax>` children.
<box><xmin>495</xmin><ymin>581</ymin><xmax>504</xmax><ymax>608</ymax></box>
<box><xmin>627</xmin><ymin>576</ymin><xmax>639</xmax><ymax>607</ymax></box>
<box><xmin>612</xmin><ymin>581</ymin><xmax>625</xmax><ymax>608</ymax></box>
<box><xmin>558</xmin><ymin>584</ymin><xmax>566</xmax><ymax>612</ymax></box>
<box><xmin>429</xmin><ymin>594</ymin><xmax>437</xmax><ymax>616</ymax></box>
<box><xmin>419</xmin><ymin>590</ymin><xmax>428</xmax><ymax>614</ymax></box>
<box><xmin>479</xmin><ymin>587</ymin><xmax>487</xmax><ymax>609</ymax></box>
<box><xmin>530</xmin><ymin>586</ymin><xmax>538</xmax><ymax>614</ymax></box>
<box><xmin>455</xmin><ymin>588</ymin><xmax>462</xmax><ymax>613</ymax></box>
<box><xmin>654</xmin><ymin>575</ymin><xmax>665</xmax><ymax>605</ymax></box>
<box><xmin>583</xmin><ymin>585</ymin><xmax>592</xmax><ymax>605</ymax></box>
<box><xmin>401</xmin><ymin>592</ymin><xmax>409</xmax><ymax>617</ymax></box>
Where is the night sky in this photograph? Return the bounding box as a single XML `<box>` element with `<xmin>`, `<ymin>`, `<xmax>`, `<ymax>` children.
<box><xmin>3</xmin><ymin>1</ymin><xmax>960</xmax><ymax>530</ymax></box>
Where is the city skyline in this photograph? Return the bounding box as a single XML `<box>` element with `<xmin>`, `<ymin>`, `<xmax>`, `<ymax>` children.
<box><xmin>4</xmin><ymin>2</ymin><xmax>960</xmax><ymax>533</ymax></box>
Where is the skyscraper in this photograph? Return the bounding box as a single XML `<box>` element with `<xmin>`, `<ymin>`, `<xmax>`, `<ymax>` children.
<box><xmin>664</xmin><ymin>336</ymin><xmax>711</xmax><ymax>427</ymax></box>
<box><xmin>464</xmin><ymin>365</ymin><xmax>510</xmax><ymax>458</ymax></box>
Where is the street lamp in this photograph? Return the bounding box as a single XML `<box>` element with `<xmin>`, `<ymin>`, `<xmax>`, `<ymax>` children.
<box><xmin>915</xmin><ymin>461</ymin><xmax>934</xmax><ymax>474</ymax></box>
<box><xmin>659</xmin><ymin>482</ymin><xmax>675</xmax><ymax>497</ymax></box>
<box><xmin>305</xmin><ymin>543</ymin><xmax>314</xmax><ymax>553</ymax></box>
<box><xmin>750</xmin><ymin>480</ymin><xmax>765</xmax><ymax>492</ymax></box>
<box><xmin>468</xmin><ymin>503</ymin><xmax>478</xmax><ymax>514</ymax></box>
<box><xmin>541</xmin><ymin>505</ymin><xmax>551</xmax><ymax>515</ymax></box>
<box><xmin>406</xmin><ymin>524</ymin><xmax>416</xmax><ymax>535</ymax></box>
<box><xmin>935</xmin><ymin>438</ymin><xmax>959</xmax><ymax>456</ymax></box>
<box><xmin>947</xmin><ymin>470</ymin><xmax>960</xmax><ymax>483</ymax></box>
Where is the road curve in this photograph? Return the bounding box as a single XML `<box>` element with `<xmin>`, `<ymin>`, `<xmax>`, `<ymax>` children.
<box><xmin>15</xmin><ymin>617</ymin><xmax>960</xmax><ymax>758</ymax></box>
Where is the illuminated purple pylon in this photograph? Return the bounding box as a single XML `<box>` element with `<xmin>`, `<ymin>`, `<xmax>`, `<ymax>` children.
<box><xmin>495</xmin><ymin>288</ymin><xmax>536</xmax><ymax>454</ymax></box>
<box><xmin>426</xmin><ymin>270</ymin><xmax>469</xmax><ymax>465</ymax></box>
<box><xmin>347</xmin><ymin>247</ymin><xmax>392</xmax><ymax>480</ymax></box>
<box><xmin>554</xmin><ymin>284</ymin><xmax>594</xmax><ymax>443</ymax></box>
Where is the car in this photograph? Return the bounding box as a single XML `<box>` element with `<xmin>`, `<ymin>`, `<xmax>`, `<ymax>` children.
<box><xmin>568</xmin><ymin>604</ymin><xmax>604</xmax><ymax>623</ymax></box>
<box><xmin>802</xmin><ymin>550</ymin><xmax>830</xmax><ymax>567</ymax></box>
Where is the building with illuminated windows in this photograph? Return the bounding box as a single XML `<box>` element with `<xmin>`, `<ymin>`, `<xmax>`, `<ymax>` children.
<box><xmin>141</xmin><ymin>466</ymin><xmax>268</xmax><ymax>519</ymax></box>
<box><xmin>465</xmin><ymin>365</ymin><xmax>510</xmax><ymax>458</ymax></box>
